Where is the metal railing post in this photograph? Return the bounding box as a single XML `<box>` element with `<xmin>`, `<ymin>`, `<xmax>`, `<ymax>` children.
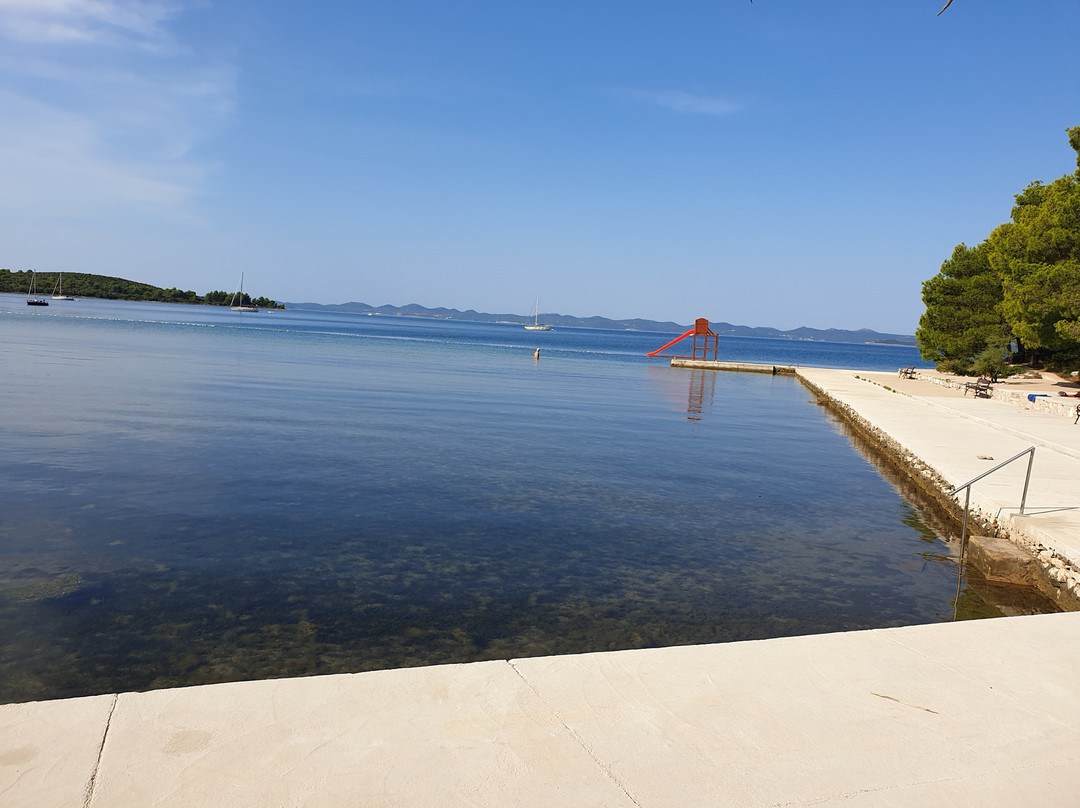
<box><xmin>1020</xmin><ymin>450</ymin><xmax>1035</xmax><ymax>515</ymax></box>
<box><xmin>949</xmin><ymin>446</ymin><xmax>1036</xmax><ymax>561</ymax></box>
<box><xmin>960</xmin><ymin>486</ymin><xmax>971</xmax><ymax>560</ymax></box>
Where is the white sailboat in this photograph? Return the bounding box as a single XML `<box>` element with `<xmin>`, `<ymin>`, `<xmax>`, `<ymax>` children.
<box><xmin>52</xmin><ymin>272</ymin><xmax>75</xmax><ymax>301</ymax></box>
<box><xmin>229</xmin><ymin>273</ymin><xmax>259</xmax><ymax>312</ymax></box>
<box><xmin>524</xmin><ymin>294</ymin><xmax>552</xmax><ymax>331</ymax></box>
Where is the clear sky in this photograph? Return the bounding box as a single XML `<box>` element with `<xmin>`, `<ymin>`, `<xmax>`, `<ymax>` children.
<box><xmin>1</xmin><ymin>1</ymin><xmax>1078</xmax><ymax>333</ymax></box>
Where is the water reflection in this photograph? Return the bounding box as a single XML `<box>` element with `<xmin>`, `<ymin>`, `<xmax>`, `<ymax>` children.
<box><xmin>679</xmin><ymin>369</ymin><xmax>714</xmax><ymax>421</ymax></box>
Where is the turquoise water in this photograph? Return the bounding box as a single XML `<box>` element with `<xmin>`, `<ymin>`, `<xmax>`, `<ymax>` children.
<box><xmin>0</xmin><ymin>297</ymin><xmax>1034</xmax><ymax>703</ymax></box>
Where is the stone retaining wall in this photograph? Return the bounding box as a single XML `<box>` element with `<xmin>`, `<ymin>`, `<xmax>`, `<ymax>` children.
<box><xmin>915</xmin><ymin>372</ymin><xmax>1080</xmax><ymax>420</ymax></box>
<box><xmin>798</xmin><ymin>372</ymin><xmax>1080</xmax><ymax>611</ymax></box>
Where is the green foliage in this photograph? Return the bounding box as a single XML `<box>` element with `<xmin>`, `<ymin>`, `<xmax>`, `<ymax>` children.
<box><xmin>1</xmin><ymin>269</ymin><xmax>167</xmax><ymax>301</ymax></box>
<box><xmin>916</xmin><ymin>242</ymin><xmax>1010</xmax><ymax>365</ymax></box>
<box><xmin>918</xmin><ymin>126</ymin><xmax>1080</xmax><ymax>374</ymax></box>
<box><xmin>971</xmin><ymin>343</ymin><xmax>1010</xmax><ymax>381</ymax></box>
<box><xmin>939</xmin><ymin>357</ymin><xmax>973</xmax><ymax>375</ymax></box>
<box><xmin>989</xmin><ymin>164</ymin><xmax>1080</xmax><ymax>364</ymax></box>
<box><xmin>0</xmin><ymin>269</ymin><xmax>282</xmax><ymax>309</ymax></box>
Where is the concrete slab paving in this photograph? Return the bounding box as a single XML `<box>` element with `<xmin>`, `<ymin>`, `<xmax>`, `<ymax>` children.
<box><xmin>89</xmin><ymin>661</ymin><xmax>632</xmax><ymax>808</ymax></box>
<box><xmin>513</xmin><ymin>612</ymin><xmax>1080</xmax><ymax>807</ymax></box>
<box><xmin>4</xmin><ymin>613</ymin><xmax>1080</xmax><ymax>807</ymax></box>
<box><xmin>0</xmin><ymin>693</ymin><xmax>115</xmax><ymax>808</ymax></box>
<box><xmin>883</xmin><ymin>611</ymin><xmax>1080</xmax><ymax>724</ymax></box>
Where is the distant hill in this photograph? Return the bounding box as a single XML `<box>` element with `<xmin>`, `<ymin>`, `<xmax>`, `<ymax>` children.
<box><xmin>286</xmin><ymin>301</ymin><xmax>917</xmax><ymax>346</ymax></box>
<box><xmin>0</xmin><ymin>269</ymin><xmax>282</xmax><ymax>308</ymax></box>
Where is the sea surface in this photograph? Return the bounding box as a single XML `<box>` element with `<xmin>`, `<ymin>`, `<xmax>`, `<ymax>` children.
<box><xmin>0</xmin><ymin>296</ymin><xmax>1050</xmax><ymax>703</ymax></box>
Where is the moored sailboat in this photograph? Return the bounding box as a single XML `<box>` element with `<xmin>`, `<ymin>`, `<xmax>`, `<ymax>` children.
<box><xmin>524</xmin><ymin>294</ymin><xmax>552</xmax><ymax>331</ymax></box>
<box><xmin>229</xmin><ymin>273</ymin><xmax>259</xmax><ymax>312</ymax></box>
<box><xmin>52</xmin><ymin>272</ymin><xmax>75</xmax><ymax>301</ymax></box>
<box><xmin>26</xmin><ymin>271</ymin><xmax>48</xmax><ymax>306</ymax></box>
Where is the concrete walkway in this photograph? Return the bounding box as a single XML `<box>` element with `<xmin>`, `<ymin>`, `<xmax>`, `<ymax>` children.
<box><xmin>5</xmin><ymin>613</ymin><xmax>1080</xmax><ymax>808</ymax></box>
<box><xmin>4</xmin><ymin>365</ymin><xmax>1080</xmax><ymax>807</ymax></box>
<box><xmin>797</xmin><ymin>367</ymin><xmax>1080</xmax><ymax>577</ymax></box>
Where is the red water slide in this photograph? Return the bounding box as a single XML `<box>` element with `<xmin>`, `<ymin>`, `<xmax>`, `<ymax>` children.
<box><xmin>646</xmin><ymin>329</ymin><xmax>696</xmax><ymax>357</ymax></box>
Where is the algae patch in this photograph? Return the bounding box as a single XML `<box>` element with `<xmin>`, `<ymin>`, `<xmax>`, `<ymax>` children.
<box><xmin>5</xmin><ymin>573</ymin><xmax>85</xmax><ymax>603</ymax></box>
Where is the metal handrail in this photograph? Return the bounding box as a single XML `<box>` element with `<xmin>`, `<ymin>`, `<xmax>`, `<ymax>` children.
<box><xmin>949</xmin><ymin>446</ymin><xmax>1036</xmax><ymax>561</ymax></box>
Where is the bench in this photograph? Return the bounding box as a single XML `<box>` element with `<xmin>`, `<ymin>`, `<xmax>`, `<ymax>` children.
<box><xmin>963</xmin><ymin>377</ymin><xmax>993</xmax><ymax>398</ymax></box>
<box><xmin>898</xmin><ymin>367</ymin><xmax>917</xmax><ymax>379</ymax></box>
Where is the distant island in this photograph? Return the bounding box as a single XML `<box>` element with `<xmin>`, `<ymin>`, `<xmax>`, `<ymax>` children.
<box><xmin>1</xmin><ymin>267</ymin><xmax>914</xmax><ymax>344</ymax></box>
<box><xmin>287</xmin><ymin>300</ymin><xmax>917</xmax><ymax>346</ymax></box>
<box><xmin>0</xmin><ymin>269</ymin><xmax>283</xmax><ymax>309</ymax></box>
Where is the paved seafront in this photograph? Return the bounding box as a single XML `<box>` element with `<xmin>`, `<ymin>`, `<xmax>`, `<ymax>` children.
<box><xmin>4</xmin><ymin>366</ymin><xmax>1080</xmax><ymax>807</ymax></box>
<box><xmin>797</xmin><ymin>367</ymin><xmax>1080</xmax><ymax>580</ymax></box>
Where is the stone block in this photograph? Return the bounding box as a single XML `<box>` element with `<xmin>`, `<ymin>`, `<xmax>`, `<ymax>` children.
<box><xmin>967</xmin><ymin>535</ymin><xmax>1036</xmax><ymax>585</ymax></box>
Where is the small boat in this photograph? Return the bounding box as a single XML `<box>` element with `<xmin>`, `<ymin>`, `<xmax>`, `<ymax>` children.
<box><xmin>229</xmin><ymin>273</ymin><xmax>259</xmax><ymax>312</ymax></box>
<box><xmin>26</xmin><ymin>271</ymin><xmax>49</xmax><ymax>306</ymax></box>
<box><xmin>52</xmin><ymin>272</ymin><xmax>75</xmax><ymax>301</ymax></box>
<box><xmin>524</xmin><ymin>294</ymin><xmax>552</xmax><ymax>331</ymax></box>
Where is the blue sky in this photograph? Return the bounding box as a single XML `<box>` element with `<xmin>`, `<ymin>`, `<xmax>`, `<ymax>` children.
<box><xmin>1</xmin><ymin>1</ymin><xmax>1078</xmax><ymax>333</ymax></box>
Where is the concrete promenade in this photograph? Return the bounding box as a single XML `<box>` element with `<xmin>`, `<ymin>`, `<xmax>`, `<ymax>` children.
<box><xmin>797</xmin><ymin>367</ymin><xmax>1080</xmax><ymax>582</ymax></box>
<box><xmin>4</xmin><ymin>366</ymin><xmax>1080</xmax><ymax>807</ymax></box>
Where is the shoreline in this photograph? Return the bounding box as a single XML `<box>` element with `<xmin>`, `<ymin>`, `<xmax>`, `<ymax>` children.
<box><xmin>795</xmin><ymin>366</ymin><xmax>1080</xmax><ymax>611</ymax></box>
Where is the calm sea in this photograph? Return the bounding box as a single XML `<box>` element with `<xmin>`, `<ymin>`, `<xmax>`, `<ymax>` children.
<box><xmin>0</xmin><ymin>296</ymin><xmax>1048</xmax><ymax>703</ymax></box>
